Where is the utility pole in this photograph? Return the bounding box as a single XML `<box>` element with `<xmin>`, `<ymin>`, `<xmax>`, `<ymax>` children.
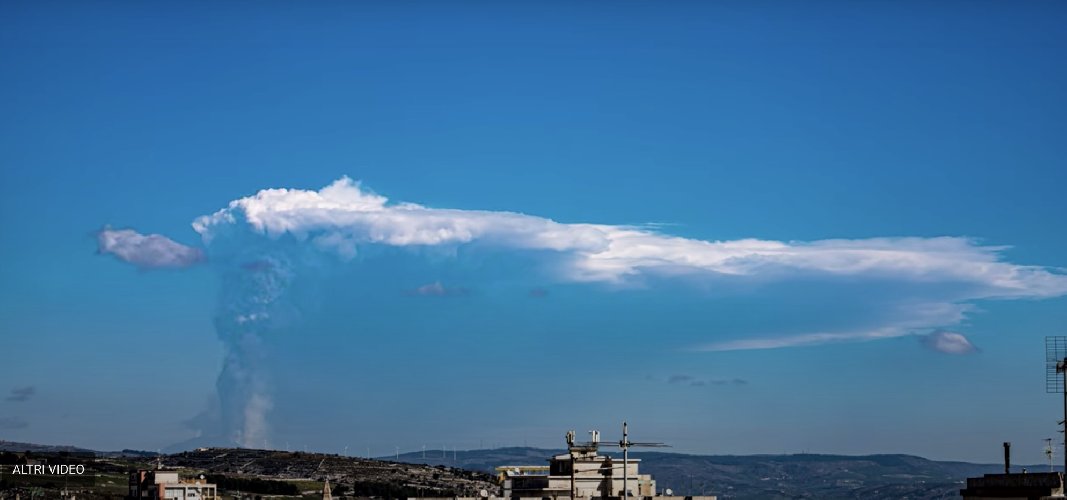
<box><xmin>622</xmin><ymin>422</ymin><xmax>629</xmax><ymax>499</ymax></box>
<box><xmin>566</xmin><ymin>430</ymin><xmax>576</xmax><ymax>499</ymax></box>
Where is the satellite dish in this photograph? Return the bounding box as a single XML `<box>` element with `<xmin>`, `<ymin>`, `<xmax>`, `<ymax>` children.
<box><xmin>665</xmin><ymin>489</ymin><xmax>673</xmax><ymax>496</ymax></box>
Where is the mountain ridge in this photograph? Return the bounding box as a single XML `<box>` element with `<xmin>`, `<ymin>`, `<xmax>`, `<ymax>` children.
<box><xmin>2</xmin><ymin>440</ymin><xmax>1056</xmax><ymax>499</ymax></box>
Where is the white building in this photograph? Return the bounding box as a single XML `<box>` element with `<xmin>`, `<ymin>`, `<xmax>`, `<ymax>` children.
<box><xmin>499</xmin><ymin>427</ymin><xmax>715</xmax><ymax>500</ymax></box>
<box><xmin>501</xmin><ymin>448</ymin><xmax>655</xmax><ymax>498</ymax></box>
<box><xmin>128</xmin><ymin>470</ymin><xmax>217</xmax><ymax>500</ymax></box>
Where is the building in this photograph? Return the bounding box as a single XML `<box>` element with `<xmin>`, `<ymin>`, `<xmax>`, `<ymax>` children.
<box><xmin>128</xmin><ymin>470</ymin><xmax>217</xmax><ymax>500</ymax></box>
<box><xmin>501</xmin><ymin>448</ymin><xmax>655</xmax><ymax>498</ymax></box>
<box><xmin>959</xmin><ymin>472</ymin><xmax>1064</xmax><ymax>499</ymax></box>
<box><xmin>499</xmin><ymin>426</ymin><xmax>715</xmax><ymax>500</ymax></box>
<box><xmin>960</xmin><ymin>442</ymin><xmax>1065</xmax><ymax>499</ymax></box>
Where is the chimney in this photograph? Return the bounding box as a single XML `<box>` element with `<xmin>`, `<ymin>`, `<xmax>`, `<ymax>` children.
<box><xmin>1004</xmin><ymin>442</ymin><xmax>1011</xmax><ymax>474</ymax></box>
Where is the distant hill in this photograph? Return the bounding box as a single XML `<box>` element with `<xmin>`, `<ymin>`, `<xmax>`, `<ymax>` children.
<box><xmin>394</xmin><ymin>447</ymin><xmax>1049</xmax><ymax>500</ymax></box>
<box><xmin>0</xmin><ymin>440</ymin><xmax>96</xmax><ymax>454</ymax></box>
<box><xmin>163</xmin><ymin>448</ymin><xmax>496</xmax><ymax>497</ymax></box>
<box><xmin>0</xmin><ymin>445</ymin><xmax>497</xmax><ymax>499</ymax></box>
<box><xmin>0</xmin><ymin>440</ymin><xmax>162</xmax><ymax>459</ymax></box>
<box><xmin>2</xmin><ymin>440</ymin><xmax>1056</xmax><ymax>499</ymax></box>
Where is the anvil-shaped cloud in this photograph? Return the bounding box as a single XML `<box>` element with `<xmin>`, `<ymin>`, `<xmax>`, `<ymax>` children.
<box><xmin>101</xmin><ymin>177</ymin><xmax>1067</xmax><ymax>352</ymax></box>
<box><xmin>193</xmin><ymin>178</ymin><xmax>1067</xmax><ymax>299</ymax></box>
<box><xmin>186</xmin><ymin>177</ymin><xmax>1067</xmax><ymax>351</ymax></box>
<box><xmin>100</xmin><ymin>176</ymin><xmax>1067</xmax><ymax>448</ymax></box>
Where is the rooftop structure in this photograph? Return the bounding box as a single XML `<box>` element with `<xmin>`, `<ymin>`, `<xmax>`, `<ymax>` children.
<box><xmin>960</xmin><ymin>442</ymin><xmax>1065</xmax><ymax>499</ymax></box>
<box><xmin>501</xmin><ymin>447</ymin><xmax>654</xmax><ymax>498</ymax></box>
<box><xmin>498</xmin><ymin>424</ymin><xmax>716</xmax><ymax>500</ymax></box>
<box><xmin>959</xmin><ymin>472</ymin><xmax>1064</xmax><ymax>499</ymax></box>
<box><xmin>128</xmin><ymin>470</ymin><xmax>217</xmax><ymax>500</ymax></box>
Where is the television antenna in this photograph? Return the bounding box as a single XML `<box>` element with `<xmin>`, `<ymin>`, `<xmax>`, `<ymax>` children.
<box><xmin>1045</xmin><ymin>336</ymin><xmax>1067</xmax><ymax>473</ymax></box>
<box><xmin>563</xmin><ymin>423</ymin><xmax>669</xmax><ymax>497</ymax></box>
<box><xmin>1045</xmin><ymin>438</ymin><xmax>1054</xmax><ymax>472</ymax></box>
<box><xmin>619</xmin><ymin>422</ymin><xmax>668</xmax><ymax>498</ymax></box>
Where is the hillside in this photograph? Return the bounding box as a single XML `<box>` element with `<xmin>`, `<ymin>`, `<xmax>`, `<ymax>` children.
<box><xmin>0</xmin><ymin>446</ymin><xmax>497</xmax><ymax>499</ymax></box>
<box><xmin>0</xmin><ymin>441</ymin><xmax>1053</xmax><ymax>499</ymax></box>
<box><xmin>0</xmin><ymin>440</ymin><xmax>97</xmax><ymax>454</ymax></box>
<box><xmin>394</xmin><ymin>447</ymin><xmax>1040</xmax><ymax>500</ymax></box>
<box><xmin>165</xmin><ymin>448</ymin><xmax>496</xmax><ymax>497</ymax></box>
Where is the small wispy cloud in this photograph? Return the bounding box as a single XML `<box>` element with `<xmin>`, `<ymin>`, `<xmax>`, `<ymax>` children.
<box><xmin>695</xmin><ymin>302</ymin><xmax>976</xmax><ymax>352</ymax></box>
<box><xmin>97</xmin><ymin>227</ymin><xmax>205</xmax><ymax>269</ymax></box>
<box><xmin>697</xmin><ymin>328</ymin><xmax>904</xmax><ymax>352</ymax></box>
<box><xmin>664</xmin><ymin>375</ymin><xmax>747</xmax><ymax>387</ymax></box>
<box><xmin>667</xmin><ymin>375</ymin><xmax>695</xmax><ymax>384</ymax></box>
<box><xmin>408</xmin><ymin>281</ymin><xmax>470</xmax><ymax>297</ymax></box>
<box><xmin>920</xmin><ymin>330</ymin><xmax>978</xmax><ymax>354</ymax></box>
<box><xmin>711</xmin><ymin>378</ymin><xmax>748</xmax><ymax>386</ymax></box>
<box><xmin>528</xmin><ymin>287</ymin><xmax>549</xmax><ymax>298</ymax></box>
<box><xmin>0</xmin><ymin>417</ymin><xmax>29</xmax><ymax>430</ymax></box>
<box><xmin>5</xmin><ymin>386</ymin><xmax>35</xmax><ymax>402</ymax></box>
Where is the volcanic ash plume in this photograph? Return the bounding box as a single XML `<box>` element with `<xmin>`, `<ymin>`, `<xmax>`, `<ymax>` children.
<box><xmin>212</xmin><ymin>254</ymin><xmax>292</xmax><ymax>448</ymax></box>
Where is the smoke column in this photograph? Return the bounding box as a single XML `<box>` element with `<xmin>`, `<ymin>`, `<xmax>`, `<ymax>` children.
<box><xmin>212</xmin><ymin>253</ymin><xmax>293</xmax><ymax>448</ymax></box>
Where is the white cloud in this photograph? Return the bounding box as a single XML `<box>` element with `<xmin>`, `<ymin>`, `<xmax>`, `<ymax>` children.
<box><xmin>192</xmin><ymin>177</ymin><xmax>1067</xmax><ymax>295</ymax></box>
<box><xmin>97</xmin><ymin>227</ymin><xmax>205</xmax><ymax>269</ymax></box>
<box><xmin>660</xmin><ymin>375</ymin><xmax>748</xmax><ymax>387</ymax></box>
<box><xmin>186</xmin><ymin>177</ymin><xmax>1067</xmax><ymax>350</ymax></box>
<box><xmin>697</xmin><ymin>302</ymin><xmax>974</xmax><ymax>352</ymax></box>
<box><xmin>667</xmin><ymin>375</ymin><xmax>695</xmax><ymax>384</ymax></box>
<box><xmin>920</xmin><ymin>330</ymin><xmax>978</xmax><ymax>354</ymax></box>
<box><xmin>699</xmin><ymin>328</ymin><xmax>904</xmax><ymax>351</ymax></box>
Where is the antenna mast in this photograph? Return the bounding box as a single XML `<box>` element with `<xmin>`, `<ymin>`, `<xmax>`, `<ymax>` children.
<box><xmin>1045</xmin><ymin>336</ymin><xmax>1067</xmax><ymax>473</ymax></box>
<box><xmin>623</xmin><ymin>422</ymin><xmax>629</xmax><ymax>498</ymax></box>
<box><xmin>563</xmin><ymin>423</ymin><xmax>668</xmax><ymax>497</ymax></box>
<box><xmin>611</xmin><ymin>422</ymin><xmax>668</xmax><ymax>497</ymax></box>
<box><xmin>1046</xmin><ymin>438</ymin><xmax>1055</xmax><ymax>472</ymax></box>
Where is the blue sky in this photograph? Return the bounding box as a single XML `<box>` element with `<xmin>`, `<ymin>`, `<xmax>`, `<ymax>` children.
<box><xmin>1</xmin><ymin>1</ymin><xmax>1066</xmax><ymax>463</ymax></box>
